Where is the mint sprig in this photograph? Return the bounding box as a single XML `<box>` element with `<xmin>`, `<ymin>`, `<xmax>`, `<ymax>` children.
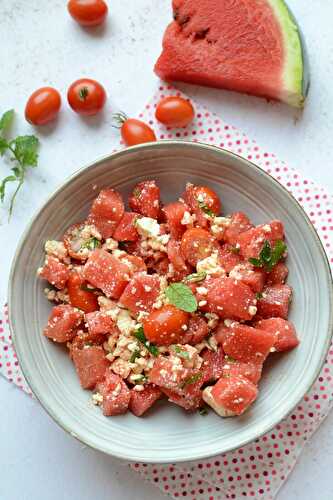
<box><xmin>133</xmin><ymin>327</ymin><xmax>159</xmax><ymax>357</ymax></box>
<box><xmin>249</xmin><ymin>239</ymin><xmax>287</xmax><ymax>272</ymax></box>
<box><xmin>165</xmin><ymin>282</ymin><xmax>197</xmax><ymax>313</ymax></box>
<box><xmin>0</xmin><ymin>110</ymin><xmax>40</xmax><ymax>218</ymax></box>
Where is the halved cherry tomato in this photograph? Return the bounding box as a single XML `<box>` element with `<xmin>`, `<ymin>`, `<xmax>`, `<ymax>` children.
<box><xmin>183</xmin><ymin>184</ymin><xmax>221</xmax><ymax>227</ymax></box>
<box><xmin>67</xmin><ymin>0</ymin><xmax>108</xmax><ymax>27</ymax></box>
<box><xmin>67</xmin><ymin>271</ymin><xmax>99</xmax><ymax>313</ymax></box>
<box><xmin>155</xmin><ymin>96</ymin><xmax>195</xmax><ymax>128</ymax></box>
<box><xmin>143</xmin><ymin>305</ymin><xmax>189</xmax><ymax>345</ymax></box>
<box><xmin>181</xmin><ymin>228</ymin><xmax>219</xmax><ymax>267</ymax></box>
<box><xmin>25</xmin><ymin>87</ymin><xmax>61</xmax><ymax>125</ymax></box>
<box><xmin>67</xmin><ymin>78</ymin><xmax>106</xmax><ymax>116</ymax></box>
<box><xmin>113</xmin><ymin>113</ymin><xmax>156</xmax><ymax>146</ymax></box>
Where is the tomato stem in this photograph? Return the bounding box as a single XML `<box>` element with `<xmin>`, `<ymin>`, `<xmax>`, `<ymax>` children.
<box><xmin>111</xmin><ymin>111</ymin><xmax>128</xmax><ymax>129</ymax></box>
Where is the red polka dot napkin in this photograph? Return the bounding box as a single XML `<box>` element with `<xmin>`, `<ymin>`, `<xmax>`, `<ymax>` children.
<box><xmin>1</xmin><ymin>85</ymin><xmax>333</xmax><ymax>500</ymax></box>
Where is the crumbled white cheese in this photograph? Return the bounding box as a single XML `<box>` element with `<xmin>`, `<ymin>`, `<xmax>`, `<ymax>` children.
<box><xmin>44</xmin><ymin>240</ymin><xmax>69</xmax><ymax>262</ymax></box>
<box><xmin>116</xmin><ymin>309</ymin><xmax>137</xmax><ymax>335</ymax></box>
<box><xmin>210</xmin><ymin>216</ymin><xmax>231</xmax><ymax>236</ymax></box>
<box><xmin>202</xmin><ymin>386</ymin><xmax>237</xmax><ymax>417</ymax></box>
<box><xmin>92</xmin><ymin>392</ymin><xmax>103</xmax><ymax>405</ymax></box>
<box><xmin>181</xmin><ymin>211</ymin><xmax>195</xmax><ymax>225</ymax></box>
<box><xmin>196</xmin><ymin>286</ymin><xmax>208</xmax><ymax>295</ymax></box>
<box><xmin>196</xmin><ymin>251</ymin><xmax>226</xmax><ymax>277</ymax></box>
<box><xmin>248</xmin><ymin>306</ymin><xmax>257</xmax><ymax>316</ymax></box>
<box><xmin>103</xmin><ymin>238</ymin><xmax>118</xmax><ymax>251</ymax></box>
<box><xmin>136</xmin><ymin>217</ymin><xmax>160</xmax><ymax>238</ymax></box>
<box><xmin>198</xmin><ymin>300</ymin><xmax>207</xmax><ymax>307</ymax></box>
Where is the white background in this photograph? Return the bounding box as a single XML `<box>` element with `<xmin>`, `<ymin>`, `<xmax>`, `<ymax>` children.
<box><xmin>1</xmin><ymin>1</ymin><xmax>333</xmax><ymax>499</ymax></box>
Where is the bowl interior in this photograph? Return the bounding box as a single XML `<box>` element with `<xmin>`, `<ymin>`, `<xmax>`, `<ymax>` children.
<box><xmin>10</xmin><ymin>141</ymin><xmax>332</xmax><ymax>462</ymax></box>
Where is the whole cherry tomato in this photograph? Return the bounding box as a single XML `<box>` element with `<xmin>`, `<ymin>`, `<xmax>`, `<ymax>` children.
<box><xmin>113</xmin><ymin>113</ymin><xmax>156</xmax><ymax>146</ymax></box>
<box><xmin>67</xmin><ymin>0</ymin><xmax>108</xmax><ymax>27</ymax></box>
<box><xmin>67</xmin><ymin>272</ymin><xmax>99</xmax><ymax>313</ymax></box>
<box><xmin>155</xmin><ymin>96</ymin><xmax>195</xmax><ymax>128</ymax></box>
<box><xmin>25</xmin><ymin>87</ymin><xmax>61</xmax><ymax>125</ymax></box>
<box><xmin>143</xmin><ymin>304</ymin><xmax>189</xmax><ymax>345</ymax></box>
<box><xmin>67</xmin><ymin>78</ymin><xmax>106</xmax><ymax>116</ymax></box>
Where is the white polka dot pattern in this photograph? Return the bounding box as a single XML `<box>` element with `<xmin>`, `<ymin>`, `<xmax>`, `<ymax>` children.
<box><xmin>1</xmin><ymin>84</ymin><xmax>333</xmax><ymax>500</ymax></box>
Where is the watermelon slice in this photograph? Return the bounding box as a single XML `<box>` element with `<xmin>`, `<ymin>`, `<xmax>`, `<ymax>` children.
<box><xmin>155</xmin><ymin>0</ymin><xmax>309</xmax><ymax>107</ymax></box>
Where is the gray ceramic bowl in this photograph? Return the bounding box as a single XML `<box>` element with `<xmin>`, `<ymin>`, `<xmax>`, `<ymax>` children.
<box><xmin>9</xmin><ymin>141</ymin><xmax>333</xmax><ymax>463</ymax></box>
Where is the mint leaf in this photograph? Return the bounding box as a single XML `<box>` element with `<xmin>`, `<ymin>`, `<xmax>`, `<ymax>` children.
<box><xmin>165</xmin><ymin>282</ymin><xmax>197</xmax><ymax>313</ymax></box>
<box><xmin>173</xmin><ymin>345</ymin><xmax>190</xmax><ymax>359</ymax></box>
<box><xmin>183</xmin><ymin>271</ymin><xmax>207</xmax><ymax>284</ymax></box>
<box><xmin>256</xmin><ymin>292</ymin><xmax>263</xmax><ymax>300</ymax></box>
<box><xmin>249</xmin><ymin>239</ymin><xmax>287</xmax><ymax>272</ymax></box>
<box><xmin>81</xmin><ymin>237</ymin><xmax>100</xmax><ymax>250</ymax></box>
<box><xmin>198</xmin><ymin>200</ymin><xmax>215</xmax><ymax>217</ymax></box>
<box><xmin>270</xmin><ymin>240</ymin><xmax>287</xmax><ymax>268</ymax></box>
<box><xmin>0</xmin><ymin>109</ymin><xmax>14</xmax><ymax>134</ymax></box>
<box><xmin>180</xmin><ymin>372</ymin><xmax>202</xmax><ymax>388</ymax></box>
<box><xmin>133</xmin><ymin>327</ymin><xmax>159</xmax><ymax>357</ymax></box>
<box><xmin>129</xmin><ymin>349</ymin><xmax>141</xmax><ymax>363</ymax></box>
<box><xmin>199</xmin><ymin>406</ymin><xmax>209</xmax><ymax>416</ymax></box>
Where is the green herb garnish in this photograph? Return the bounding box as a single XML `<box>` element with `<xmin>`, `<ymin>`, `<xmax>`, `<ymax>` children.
<box><xmin>249</xmin><ymin>239</ymin><xmax>287</xmax><ymax>272</ymax></box>
<box><xmin>198</xmin><ymin>200</ymin><xmax>215</xmax><ymax>217</ymax></box>
<box><xmin>133</xmin><ymin>187</ymin><xmax>141</xmax><ymax>199</ymax></box>
<box><xmin>81</xmin><ymin>237</ymin><xmax>100</xmax><ymax>250</ymax></box>
<box><xmin>133</xmin><ymin>327</ymin><xmax>159</xmax><ymax>357</ymax></box>
<box><xmin>165</xmin><ymin>282</ymin><xmax>197</xmax><ymax>313</ymax></box>
<box><xmin>183</xmin><ymin>271</ymin><xmax>207</xmax><ymax>284</ymax></box>
<box><xmin>180</xmin><ymin>372</ymin><xmax>202</xmax><ymax>388</ymax></box>
<box><xmin>173</xmin><ymin>345</ymin><xmax>190</xmax><ymax>359</ymax></box>
<box><xmin>199</xmin><ymin>406</ymin><xmax>209</xmax><ymax>416</ymax></box>
<box><xmin>129</xmin><ymin>349</ymin><xmax>141</xmax><ymax>363</ymax></box>
<box><xmin>0</xmin><ymin>109</ymin><xmax>39</xmax><ymax>218</ymax></box>
<box><xmin>256</xmin><ymin>292</ymin><xmax>263</xmax><ymax>300</ymax></box>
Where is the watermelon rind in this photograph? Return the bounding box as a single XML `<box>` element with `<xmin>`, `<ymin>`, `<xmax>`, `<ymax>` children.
<box><xmin>268</xmin><ymin>0</ymin><xmax>309</xmax><ymax>108</ymax></box>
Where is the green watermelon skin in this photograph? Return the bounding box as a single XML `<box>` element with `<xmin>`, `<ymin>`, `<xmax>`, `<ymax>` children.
<box><xmin>154</xmin><ymin>0</ymin><xmax>309</xmax><ymax>108</ymax></box>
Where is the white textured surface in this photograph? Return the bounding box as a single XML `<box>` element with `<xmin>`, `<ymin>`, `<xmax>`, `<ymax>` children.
<box><xmin>0</xmin><ymin>0</ymin><xmax>333</xmax><ymax>499</ymax></box>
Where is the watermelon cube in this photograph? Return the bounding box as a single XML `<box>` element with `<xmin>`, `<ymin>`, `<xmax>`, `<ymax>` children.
<box><xmin>129</xmin><ymin>385</ymin><xmax>162</xmax><ymax>416</ymax></box>
<box><xmin>255</xmin><ymin>318</ymin><xmax>299</xmax><ymax>352</ymax></box>
<box><xmin>218</xmin><ymin>243</ymin><xmax>242</xmax><ymax>273</ymax></box>
<box><xmin>201</xmin><ymin>346</ymin><xmax>225</xmax><ymax>383</ymax></box>
<box><xmin>39</xmin><ymin>256</ymin><xmax>70</xmax><ymax>289</ymax></box>
<box><xmin>43</xmin><ymin>305</ymin><xmax>82</xmax><ymax>343</ymax></box>
<box><xmin>203</xmin><ymin>376</ymin><xmax>258</xmax><ymax>416</ymax></box>
<box><xmin>216</xmin><ymin>322</ymin><xmax>275</xmax><ymax>364</ymax></box>
<box><xmin>129</xmin><ymin>180</ymin><xmax>161</xmax><ymax>219</ymax></box>
<box><xmin>162</xmin><ymin>384</ymin><xmax>202</xmax><ymax>411</ymax></box>
<box><xmin>223</xmin><ymin>212</ymin><xmax>253</xmax><ymax>245</ymax></box>
<box><xmin>266</xmin><ymin>262</ymin><xmax>289</xmax><ymax>285</ymax></box>
<box><xmin>163</xmin><ymin>201</ymin><xmax>190</xmax><ymax>240</ymax></box>
<box><xmin>113</xmin><ymin>212</ymin><xmax>140</xmax><ymax>242</ymax></box>
<box><xmin>87</xmin><ymin>188</ymin><xmax>125</xmax><ymax>239</ymax></box>
<box><xmin>85</xmin><ymin>311</ymin><xmax>116</xmax><ymax>336</ymax></box>
<box><xmin>83</xmin><ymin>249</ymin><xmax>131</xmax><ymax>299</ymax></box>
<box><xmin>182</xmin><ymin>314</ymin><xmax>209</xmax><ymax>345</ymax></box>
<box><xmin>237</xmin><ymin>220</ymin><xmax>285</xmax><ymax>259</ymax></box>
<box><xmin>149</xmin><ymin>356</ymin><xmax>189</xmax><ymax>390</ymax></box>
<box><xmin>72</xmin><ymin>345</ymin><xmax>109</xmax><ymax>389</ymax></box>
<box><xmin>222</xmin><ymin>357</ymin><xmax>263</xmax><ymax>385</ymax></box>
<box><xmin>257</xmin><ymin>284</ymin><xmax>292</xmax><ymax>319</ymax></box>
<box><xmin>229</xmin><ymin>262</ymin><xmax>265</xmax><ymax>293</ymax></box>
<box><xmin>119</xmin><ymin>273</ymin><xmax>161</xmax><ymax>315</ymax></box>
<box><xmin>97</xmin><ymin>370</ymin><xmax>131</xmax><ymax>416</ymax></box>
<box><xmin>206</xmin><ymin>277</ymin><xmax>257</xmax><ymax>321</ymax></box>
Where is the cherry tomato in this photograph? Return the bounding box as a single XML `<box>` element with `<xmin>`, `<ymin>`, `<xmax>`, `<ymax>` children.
<box><xmin>155</xmin><ymin>96</ymin><xmax>195</xmax><ymax>128</ymax></box>
<box><xmin>181</xmin><ymin>227</ymin><xmax>219</xmax><ymax>267</ymax></box>
<box><xmin>67</xmin><ymin>272</ymin><xmax>99</xmax><ymax>313</ymax></box>
<box><xmin>114</xmin><ymin>113</ymin><xmax>156</xmax><ymax>146</ymax></box>
<box><xmin>25</xmin><ymin>87</ymin><xmax>61</xmax><ymax>125</ymax></box>
<box><xmin>67</xmin><ymin>0</ymin><xmax>108</xmax><ymax>26</ymax></box>
<box><xmin>143</xmin><ymin>304</ymin><xmax>189</xmax><ymax>345</ymax></box>
<box><xmin>183</xmin><ymin>184</ymin><xmax>221</xmax><ymax>228</ymax></box>
<box><xmin>67</xmin><ymin>78</ymin><xmax>106</xmax><ymax>116</ymax></box>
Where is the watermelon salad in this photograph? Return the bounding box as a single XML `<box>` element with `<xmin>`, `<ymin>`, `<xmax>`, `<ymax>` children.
<box><xmin>38</xmin><ymin>181</ymin><xmax>299</xmax><ymax>418</ymax></box>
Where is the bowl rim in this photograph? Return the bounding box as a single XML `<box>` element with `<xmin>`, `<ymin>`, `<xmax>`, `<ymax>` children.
<box><xmin>9</xmin><ymin>140</ymin><xmax>333</xmax><ymax>463</ymax></box>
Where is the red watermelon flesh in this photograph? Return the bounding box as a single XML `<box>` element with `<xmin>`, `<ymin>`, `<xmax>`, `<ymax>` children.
<box><xmin>155</xmin><ymin>0</ymin><xmax>308</xmax><ymax>108</ymax></box>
